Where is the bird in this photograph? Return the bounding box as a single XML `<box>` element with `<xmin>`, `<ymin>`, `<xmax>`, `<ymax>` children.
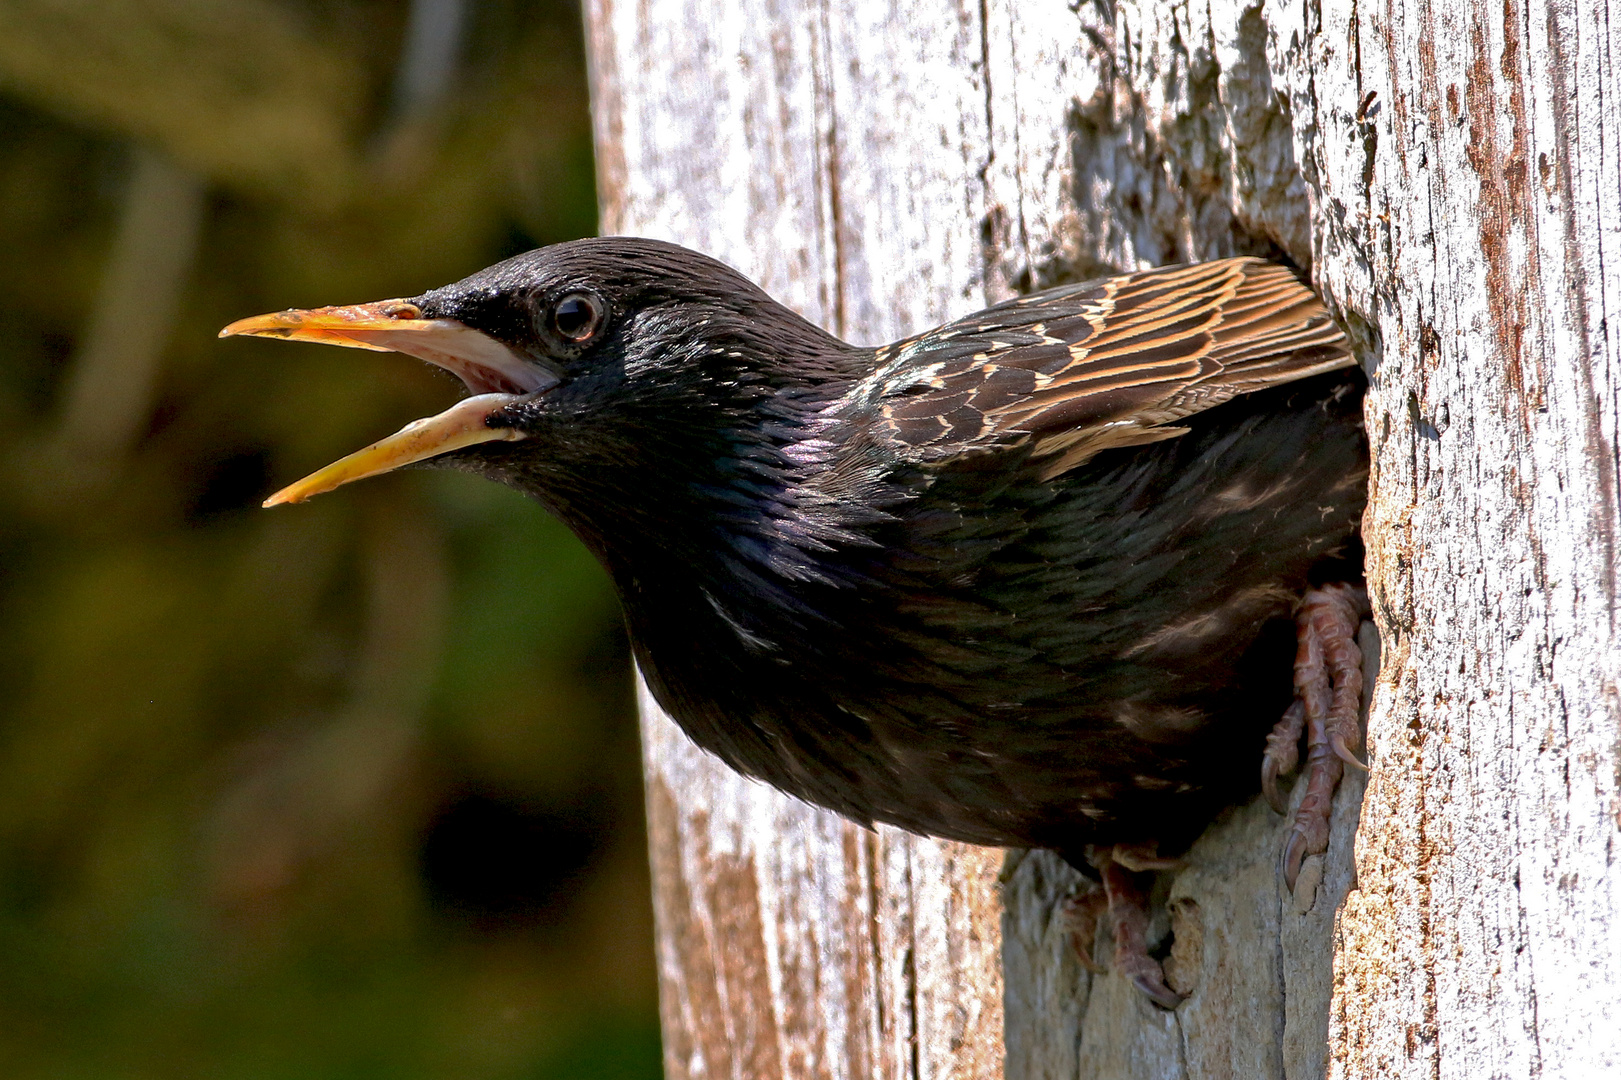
<box><xmin>221</xmin><ymin>237</ymin><xmax>1370</xmax><ymax>1007</ymax></box>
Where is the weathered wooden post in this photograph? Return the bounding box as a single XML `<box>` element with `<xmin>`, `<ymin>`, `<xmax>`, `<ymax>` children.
<box><xmin>583</xmin><ymin>1</ymin><xmax>1621</xmax><ymax>1076</ymax></box>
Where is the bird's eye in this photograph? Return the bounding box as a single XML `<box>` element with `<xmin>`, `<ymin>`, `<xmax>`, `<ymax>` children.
<box><xmin>551</xmin><ymin>293</ymin><xmax>603</xmax><ymax>343</ymax></box>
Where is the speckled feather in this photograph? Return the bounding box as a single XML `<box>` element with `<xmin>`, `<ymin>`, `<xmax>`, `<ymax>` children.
<box><xmin>418</xmin><ymin>239</ymin><xmax>1367</xmax><ymax>861</ymax></box>
<box><xmin>858</xmin><ymin>259</ymin><xmax>1352</xmax><ymax>477</ymax></box>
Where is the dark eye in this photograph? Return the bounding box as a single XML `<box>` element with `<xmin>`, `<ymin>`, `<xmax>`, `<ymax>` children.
<box><xmin>551</xmin><ymin>292</ymin><xmax>602</xmax><ymax>343</ymax></box>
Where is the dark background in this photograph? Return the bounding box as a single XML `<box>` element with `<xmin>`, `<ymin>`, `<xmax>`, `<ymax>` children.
<box><xmin>0</xmin><ymin>1</ymin><xmax>661</xmax><ymax>1076</ymax></box>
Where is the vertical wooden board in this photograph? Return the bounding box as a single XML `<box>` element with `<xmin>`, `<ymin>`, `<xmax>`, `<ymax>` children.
<box><xmin>588</xmin><ymin>0</ymin><xmax>841</xmax><ymax>325</ymax></box>
<box><xmin>592</xmin><ymin>2</ymin><xmax>1010</xmax><ymax>1075</ymax></box>
<box><xmin>638</xmin><ymin>633</ymin><xmax>1006</xmax><ymax>1080</ymax></box>
<box><xmin>642</xmin><ymin>681</ymin><xmax>883</xmax><ymax>1080</ymax></box>
<box><xmin>978</xmin><ymin>0</ymin><xmax>1122</xmax><ymax>288</ymax></box>
<box><xmin>813</xmin><ymin>0</ymin><xmax>988</xmax><ymax>339</ymax></box>
<box><xmin>1276</xmin><ymin>0</ymin><xmax>1621</xmax><ymax>1074</ymax></box>
<box><xmin>978</xmin><ymin>0</ymin><xmax>1621</xmax><ymax>1070</ymax></box>
<box><xmin>898</xmin><ymin>835</ymin><xmax>1005</xmax><ymax>1080</ymax></box>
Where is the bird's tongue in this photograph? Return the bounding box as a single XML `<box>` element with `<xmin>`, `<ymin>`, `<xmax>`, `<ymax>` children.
<box><xmin>219</xmin><ymin>300</ymin><xmax>554</xmax><ymax>505</ymax></box>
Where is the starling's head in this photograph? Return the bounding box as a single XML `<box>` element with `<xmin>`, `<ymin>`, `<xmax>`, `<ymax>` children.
<box><xmin>222</xmin><ymin>237</ymin><xmax>855</xmax><ymax>510</ymax></box>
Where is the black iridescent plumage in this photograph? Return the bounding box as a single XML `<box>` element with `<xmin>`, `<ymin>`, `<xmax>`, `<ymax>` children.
<box><xmin>231</xmin><ymin>238</ymin><xmax>1369</xmax><ymax>1005</ymax></box>
<box><xmin>408</xmin><ymin>241</ymin><xmax>1367</xmax><ymax>858</ymax></box>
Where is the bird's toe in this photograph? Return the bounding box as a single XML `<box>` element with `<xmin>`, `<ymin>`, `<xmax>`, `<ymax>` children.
<box><xmin>1129</xmin><ymin>966</ymin><xmax>1188</xmax><ymax>1010</ymax></box>
<box><xmin>1277</xmin><ymin>582</ymin><xmax>1370</xmax><ymax>892</ymax></box>
<box><xmin>1262</xmin><ymin>698</ymin><xmax>1306</xmax><ymax>813</ymax></box>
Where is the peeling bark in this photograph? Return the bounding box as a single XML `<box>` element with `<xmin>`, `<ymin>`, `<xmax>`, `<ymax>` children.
<box><xmin>585</xmin><ymin>0</ymin><xmax>1620</xmax><ymax>1075</ymax></box>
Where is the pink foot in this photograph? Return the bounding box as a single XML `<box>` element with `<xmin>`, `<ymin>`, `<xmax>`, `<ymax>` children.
<box><xmin>1062</xmin><ymin>845</ymin><xmax>1184</xmax><ymax>1008</ymax></box>
<box><xmin>1263</xmin><ymin>583</ymin><xmax>1370</xmax><ymax>891</ymax></box>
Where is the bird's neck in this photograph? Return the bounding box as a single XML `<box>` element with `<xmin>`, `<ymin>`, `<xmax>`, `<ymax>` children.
<box><xmin>573</xmin><ymin>392</ymin><xmax>894</xmax><ymax>663</ymax></box>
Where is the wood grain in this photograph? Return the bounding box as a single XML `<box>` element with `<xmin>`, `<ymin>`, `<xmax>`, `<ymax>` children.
<box><xmin>1300</xmin><ymin>0</ymin><xmax>1621</xmax><ymax>1075</ymax></box>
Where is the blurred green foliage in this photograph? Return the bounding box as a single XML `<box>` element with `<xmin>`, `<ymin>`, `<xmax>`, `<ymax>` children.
<box><xmin>0</xmin><ymin>1</ymin><xmax>659</xmax><ymax>1076</ymax></box>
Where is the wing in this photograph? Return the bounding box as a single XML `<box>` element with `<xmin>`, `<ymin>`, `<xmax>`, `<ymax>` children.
<box><xmin>856</xmin><ymin>258</ymin><xmax>1356</xmax><ymax>478</ymax></box>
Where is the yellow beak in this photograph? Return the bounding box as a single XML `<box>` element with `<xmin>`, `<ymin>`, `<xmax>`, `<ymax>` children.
<box><xmin>220</xmin><ymin>301</ymin><xmax>554</xmax><ymax>505</ymax></box>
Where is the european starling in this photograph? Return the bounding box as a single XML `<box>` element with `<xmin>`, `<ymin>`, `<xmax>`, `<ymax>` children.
<box><xmin>222</xmin><ymin>239</ymin><xmax>1369</xmax><ymax>1007</ymax></box>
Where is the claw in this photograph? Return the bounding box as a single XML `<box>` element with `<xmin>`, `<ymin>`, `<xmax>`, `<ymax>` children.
<box><xmin>1283</xmin><ymin>827</ymin><xmax>1309</xmax><ymax>893</ymax></box>
<box><xmin>1096</xmin><ymin>853</ymin><xmax>1184</xmax><ymax>1008</ymax></box>
<box><xmin>1330</xmin><ymin>732</ymin><xmax>1368</xmax><ymax>770</ymax></box>
<box><xmin>1066</xmin><ymin>848</ymin><xmax>1185</xmax><ymax>1005</ymax></box>
<box><xmin>1261</xmin><ymin>761</ymin><xmax>1288</xmax><ymax>814</ymax></box>
<box><xmin>1131</xmin><ymin>969</ymin><xmax>1187</xmax><ymax>1010</ymax></box>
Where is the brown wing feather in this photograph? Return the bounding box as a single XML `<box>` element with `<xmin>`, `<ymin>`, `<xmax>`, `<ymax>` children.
<box><xmin>861</xmin><ymin>258</ymin><xmax>1355</xmax><ymax>478</ymax></box>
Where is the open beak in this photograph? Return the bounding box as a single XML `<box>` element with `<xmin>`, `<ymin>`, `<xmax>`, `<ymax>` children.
<box><xmin>220</xmin><ymin>300</ymin><xmax>557</xmax><ymax>506</ymax></box>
